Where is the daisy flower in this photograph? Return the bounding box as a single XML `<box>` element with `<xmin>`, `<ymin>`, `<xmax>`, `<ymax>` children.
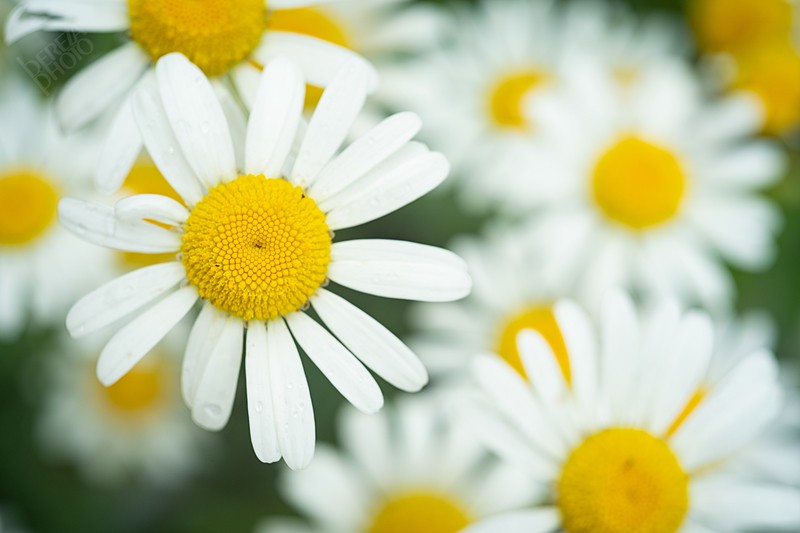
<box><xmin>411</xmin><ymin>228</ymin><xmax>571</xmax><ymax>382</ymax></box>
<box><xmin>38</xmin><ymin>328</ymin><xmax>209</xmax><ymax>485</ymax></box>
<box><xmin>258</xmin><ymin>396</ymin><xmax>538</xmax><ymax>533</ymax></box>
<box><xmin>0</xmin><ymin>76</ymin><xmax>112</xmax><ymax>339</ymax></box>
<box><xmin>461</xmin><ymin>291</ymin><xmax>800</xmax><ymax>533</ymax></box>
<box><xmin>58</xmin><ymin>53</ymin><xmax>470</xmax><ymax>469</ymax></box>
<box><xmin>4</xmin><ymin>0</ymin><xmax>377</xmax><ymax>195</ymax></box>
<box><xmin>520</xmin><ymin>59</ymin><xmax>784</xmax><ymax>311</ymax></box>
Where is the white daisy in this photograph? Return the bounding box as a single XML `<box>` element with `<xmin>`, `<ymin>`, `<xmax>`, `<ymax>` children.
<box><xmin>461</xmin><ymin>291</ymin><xmax>800</xmax><ymax>533</ymax></box>
<box><xmin>257</xmin><ymin>396</ymin><xmax>539</xmax><ymax>533</ymax></box>
<box><xmin>0</xmin><ymin>76</ymin><xmax>112</xmax><ymax>339</ymax></box>
<box><xmin>520</xmin><ymin>58</ymin><xmax>784</xmax><ymax>311</ymax></box>
<box><xmin>4</xmin><ymin>0</ymin><xmax>377</xmax><ymax>195</ymax></box>
<box><xmin>58</xmin><ymin>53</ymin><xmax>471</xmax><ymax>470</ymax></box>
<box><xmin>411</xmin><ymin>228</ymin><xmax>572</xmax><ymax>383</ymax></box>
<box><xmin>38</xmin><ymin>327</ymin><xmax>209</xmax><ymax>486</ymax></box>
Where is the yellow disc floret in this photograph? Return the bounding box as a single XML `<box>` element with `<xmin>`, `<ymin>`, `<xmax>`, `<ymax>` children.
<box><xmin>366</xmin><ymin>491</ymin><xmax>472</xmax><ymax>533</ymax></box>
<box><xmin>558</xmin><ymin>428</ymin><xmax>690</xmax><ymax>533</ymax></box>
<box><xmin>488</xmin><ymin>70</ymin><xmax>548</xmax><ymax>130</ymax></box>
<box><xmin>128</xmin><ymin>0</ymin><xmax>267</xmax><ymax>76</ymax></box>
<box><xmin>496</xmin><ymin>305</ymin><xmax>571</xmax><ymax>382</ymax></box>
<box><xmin>0</xmin><ymin>170</ymin><xmax>59</xmax><ymax>246</ymax></box>
<box><xmin>182</xmin><ymin>175</ymin><xmax>331</xmax><ymax>321</ymax></box>
<box><xmin>592</xmin><ymin>136</ymin><xmax>686</xmax><ymax>230</ymax></box>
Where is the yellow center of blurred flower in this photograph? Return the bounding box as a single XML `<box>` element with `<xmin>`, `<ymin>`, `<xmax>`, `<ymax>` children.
<box><xmin>181</xmin><ymin>175</ymin><xmax>331</xmax><ymax>321</ymax></box>
<box><xmin>690</xmin><ymin>0</ymin><xmax>792</xmax><ymax>54</ymax></box>
<box><xmin>101</xmin><ymin>357</ymin><xmax>168</xmax><ymax>414</ymax></box>
<box><xmin>128</xmin><ymin>0</ymin><xmax>267</xmax><ymax>76</ymax></box>
<box><xmin>558</xmin><ymin>428</ymin><xmax>690</xmax><ymax>533</ymax></box>
<box><xmin>495</xmin><ymin>305</ymin><xmax>571</xmax><ymax>382</ymax></box>
<box><xmin>118</xmin><ymin>162</ymin><xmax>184</xmax><ymax>269</ymax></box>
<box><xmin>732</xmin><ymin>40</ymin><xmax>800</xmax><ymax>135</ymax></box>
<box><xmin>366</xmin><ymin>492</ymin><xmax>472</xmax><ymax>533</ymax></box>
<box><xmin>0</xmin><ymin>170</ymin><xmax>59</xmax><ymax>246</ymax></box>
<box><xmin>592</xmin><ymin>136</ymin><xmax>686</xmax><ymax>230</ymax></box>
<box><xmin>488</xmin><ymin>70</ymin><xmax>548</xmax><ymax>130</ymax></box>
<box><xmin>268</xmin><ymin>7</ymin><xmax>351</xmax><ymax>109</ymax></box>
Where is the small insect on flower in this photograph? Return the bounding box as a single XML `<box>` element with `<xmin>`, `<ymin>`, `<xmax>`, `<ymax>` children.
<box><xmin>58</xmin><ymin>53</ymin><xmax>471</xmax><ymax>470</ymax></box>
<box><xmin>461</xmin><ymin>291</ymin><xmax>800</xmax><ymax>533</ymax></box>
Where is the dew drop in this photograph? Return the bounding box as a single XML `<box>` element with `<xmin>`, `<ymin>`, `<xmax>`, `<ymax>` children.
<box><xmin>203</xmin><ymin>403</ymin><xmax>222</xmax><ymax>418</ymax></box>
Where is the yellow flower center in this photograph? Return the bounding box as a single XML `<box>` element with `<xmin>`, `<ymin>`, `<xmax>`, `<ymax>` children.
<box><xmin>487</xmin><ymin>70</ymin><xmax>548</xmax><ymax>130</ymax></box>
<box><xmin>99</xmin><ymin>356</ymin><xmax>169</xmax><ymax>415</ymax></box>
<box><xmin>268</xmin><ymin>7</ymin><xmax>351</xmax><ymax>109</ymax></box>
<box><xmin>0</xmin><ymin>170</ymin><xmax>59</xmax><ymax>246</ymax></box>
<box><xmin>558</xmin><ymin>428</ymin><xmax>690</xmax><ymax>533</ymax></box>
<box><xmin>128</xmin><ymin>0</ymin><xmax>267</xmax><ymax>76</ymax></box>
<box><xmin>732</xmin><ymin>39</ymin><xmax>800</xmax><ymax>135</ymax></box>
<box><xmin>690</xmin><ymin>0</ymin><xmax>792</xmax><ymax>54</ymax></box>
<box><xmin>366</xmin><ymin>492</ymin><xmax>473</xmax><ymax>533</ymax></box>
<box><xmin>181</xmin><ymin>175</ymin><xmax>331</xmax><ymax>321</ymax></box>
<box><xmin>495</xmin><ymin>305</ymin><xmax>570</xmax><ymax>382</ymax></box>
<box><xmin>592</xmin><ymin>136</ymin><xmax>686</xmax><ymax>230</ymax></box>
<box><xmin>118</xmin><ymin>162</ymin><xmax>185</xmax><ymax>269</ymax></box>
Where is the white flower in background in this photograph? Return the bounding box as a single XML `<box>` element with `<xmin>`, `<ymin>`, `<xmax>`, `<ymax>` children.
<box><xmin>0</xmin><ymin>76</ymin><xmax>112</xmax><ymax>339</ymax></box>
<box><xmin>258</xmin><ymin>396</ymin><xmax>538</xmax><ymax>533</ymax></box>
<box><xmin>520</xmin><ymin>59</ymin><xmax>783</xmax><ymax>311</ymax></box>
<box><xmin>38</xmin><ymin>328</ymin><xmax>209</xmax><ymax>486</ymax></box>
<box><xmin>411</xmin><ymin>228</ymin><xmax>571</xmax><ymax>382</ymax></box>
<box><xmin>461</xmin><ymin>291</ymin><xmax>800</xmax><ymax>533</ymax></box>
<box><xmin>58</xmin><ymin>54</ymin><xmax>470</xmax><ymax>470</ymax></box>
<box><xmin>4</xmin><ymin>0</ymin><xmax>376</xmax><ymax>196</ymax></box>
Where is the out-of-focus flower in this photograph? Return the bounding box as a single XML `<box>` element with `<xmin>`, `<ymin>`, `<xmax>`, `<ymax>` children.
<box><xmin>38</xmin><ymin>327</ymin><xmax>209</xmax><ymax>486</ymax></box>
<box><xmin>258</xmin><ymin>396</ymin><xmax>538</xmax><ymax>533</ymax></box>
<box><xmin>4</xmin><ymin>0</ymin><xmax>377</xmax><ymax>196</ymax></box>
<box><xmin>461</xmin><ymin>291</ymin><xmax>800</xmax><ymax>533</ymax></box>
<box><xmin>411</xmin><ymin>229</ymin><xmax>571</xmax><ymax>382</ymax></box>
<box><xmin>58</xmin><ymin>54</ymin><xmax>471</xmax><ymax>469</ymax></box>
<box><xmin>381</xmin><ymin>0</ymin><xmax>685</xmax><ymax>213</ymax></box>
<box><xmin>519</xmin><ymin>60</ymin><xmax>783</xmax><ymax>311</ymax></box>
<box><xmin>0</xmin><ymin>76</ymin><xmax>112</xmax><ymax>339</ymax></box>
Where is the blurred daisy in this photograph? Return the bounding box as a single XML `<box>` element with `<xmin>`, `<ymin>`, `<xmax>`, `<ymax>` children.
<box><xmin>689</xmin><ymin>0</ymin><xmax>793</xmax><ymax>54</ymax></box>
<box><xmin>411</xmin><ymin>229</ymin><xmax>570</xmax><ymax>382</ymax></box>
<box><xmin>462</xmin><ymin>291</ymin><xmax>800</xmax><ymax>533</ymax></box>
<box><xmin>235</xmin><ymin>0</ymin><xmax>447</xmax><ymax>110</ymax></box>
<box><xmin>38</xmin><ymin>328</ymin><xmax>208</xmax><ymax>485</ymax></box>
<box><xmin>521</xmin><ymin>60</ymin><xmax>784</xmax><ymax>310</ymax></box>
<box><xmin>258</xmin><ymin>397</ymin><xmax>538</xmax><ymax>533</ymax></box>
<box><xmin>58</xmin><ymin>54</ymin><xmax>470</xmax><ymax>469</ymax></box>
<box><xmin>5</xmin><ymin>0</ymin><xmax>376</xmax><ymax>195</ymax></box>
<box><xmin>0</xmin><ymin>76</ymin><xmax>111</xmax><ymax>339</ymax></box>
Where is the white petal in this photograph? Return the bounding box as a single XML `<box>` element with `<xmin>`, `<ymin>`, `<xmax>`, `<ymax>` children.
<box><xmin>58</xmin><ymin>198</ymin><xmax>182</xmax><ymax>253</ymax></box>
<box><xmin>191</xmin><ymin>315</ymin><xmax>244</xmax><ymax>431</ymax></box>
<box><xmin>460</xmin><ymin>509</ymin><xmax>561</xmax><ymax>533</ymax></box>
<box><xmin>182</xmin><ymin>301</ymin><xmax>228</xmax><ymax>405</ymax></box>
<box><xmin>555</xmin><ymin>299</ymin><xmax>598</xmax><ymax>417</ymax></box>
<box><xmin>245</xmin><ymin>320</ymin><xmax>280</xmax><ymax>463</ymax></box>
<box><xmin>253</xmin><ymin>31</ymin><xmax>378</xmax><ymax>92</ymax></box>
<box><xmin>5</xmin><ymin>1</ymin><xmax>129</xmax><ymax>44</ymax></box>
<box><xmin>271</xmin><ymin>0</ymin><xmax>341</xmax><ymax>8</ymax></box>
<box><xmin>56</xmin><ymin>42</ymin><xmax>149</xmax><ymax>131</ymax></box>
<box><xmin>156</xmin><ymin>53</ymin><xmax>237</xmax><ymax>187</ymax></box>
<box><xmin>266</xmin><ymin>318</ymin><xmax>315</xmax><ymax>470</ymax></box>
<box><xmin>97</xmin><ymin>285</ymin><xmax>198</xmax><ymax>386</ymax></box>
<box><xmin>95</xmin><ymin>95</ymin><xmax>144</xmax><ymax>195</ymax></box>
<box><xmin>290</xmin><ymin>61</ymin><xmax>369</xmax><ymax>188</ymax></box>
<box><xmin>285</xmin><ymin>312</ymin><xmax>383</xmax><ymax>414</ymax></box>
<box><xmin>245</xmin><ymin>58</ymin><xmax>305</xmax><ymax>177</ymax></box>
<box><xmin>324</xmin><ymin>151</ymin><xmax>449</xmax><ymax>230</ymax></box>
<box><xmin>133</xmin><ymin>73</ymin><xmax>206</xmax><ymax>206</ymax></box>
<box><xmin>308</xmin><ymin>112</ymin><xmax>422</xmax><ymax>203</ymax></box>
<box><xmin>518</xmin><ymin>330</ymin><xmax>569</xmax><ymax>407</ymax></box>
<box><xmin>328</xmin><ymin>239</ymin><xmax>471</xmax><ymax>302</ymax></box>
<box><xmin>0</xmin><ymin>259</ymin><xmax>26</xmax><ymax>339</ymax></box>
<box><xmin>692</xmin><ymin>479</ymin><xmax>800</xmax><ymax>531</ymax></box>
<box><xmin>598</xmin><ymin>290</ymin><xmax>640</xmax><ymax>422</ymax></box>
<box><xmin>311</xmin><ymin>289</ymin><xmax>428</xmax><ymax>392</ymax></box>
<box><xmin>115</xmin><ymin>194</ymin><xmax>189</xmax><ymax>226</ymax></box>
<box><xmin>66</xmin><ymin>262</ymin><xmax>186</xmax><ymax>338</ymax></box>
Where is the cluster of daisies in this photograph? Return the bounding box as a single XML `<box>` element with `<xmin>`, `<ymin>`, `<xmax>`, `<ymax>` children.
<box><xmin>1</xmin><ymin>0</ymin><xmax>799</xmax><ymax>532</ymax></box>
